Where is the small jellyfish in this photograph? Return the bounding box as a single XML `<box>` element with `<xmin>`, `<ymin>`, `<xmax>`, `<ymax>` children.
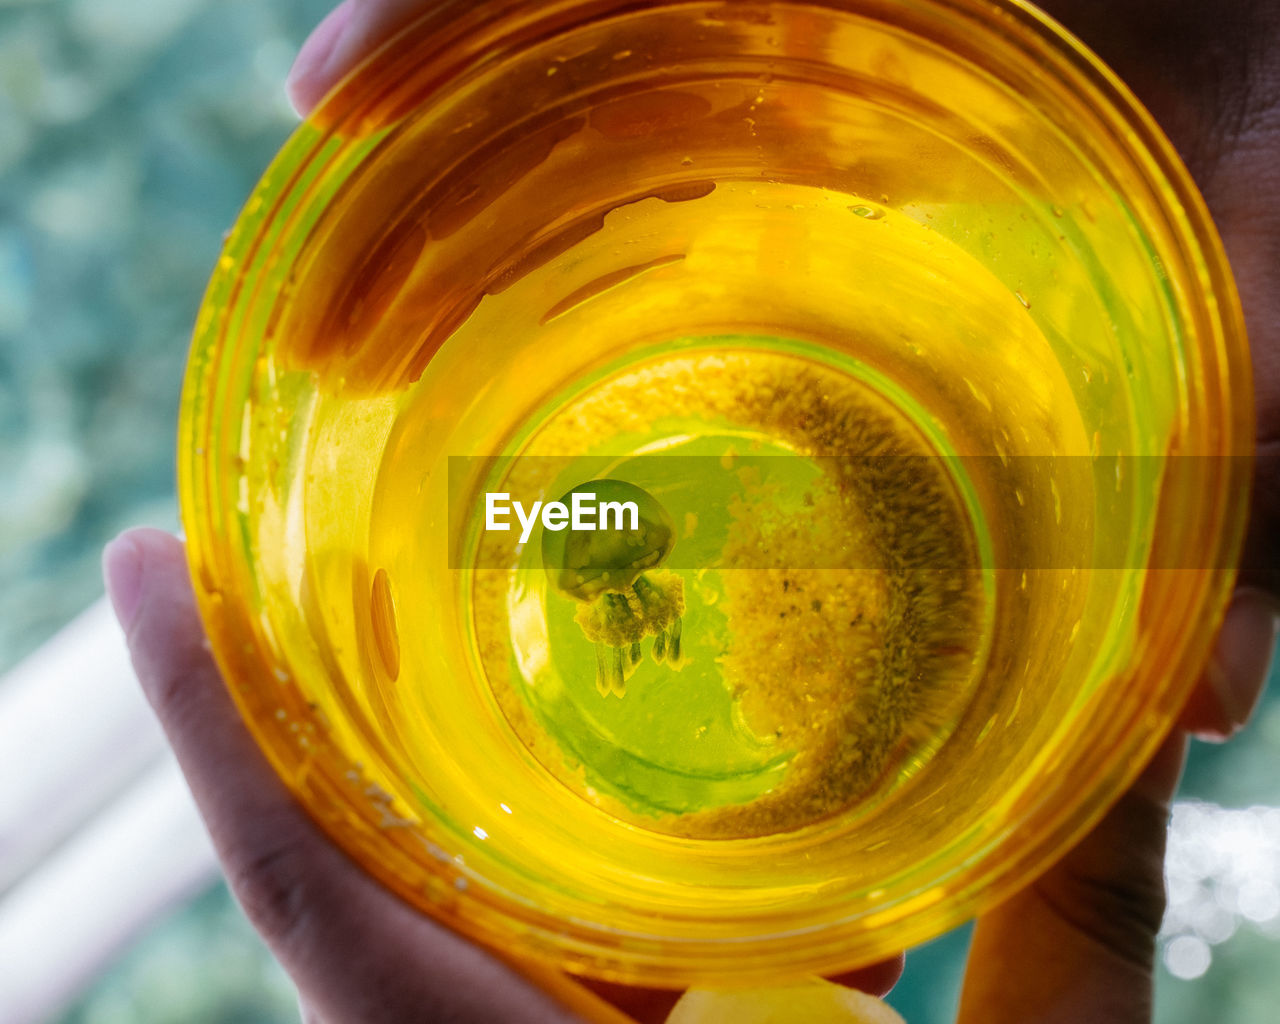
<box><xmin>541</xmin><ymin>479</ymin><xmax>685</xmax><ymax>697</ymax></box>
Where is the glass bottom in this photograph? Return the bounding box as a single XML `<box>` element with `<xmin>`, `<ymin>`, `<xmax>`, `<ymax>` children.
<box><xmin>470</xmin><ymin>337</ymin><xmax>993</xmax><ymax>838</ymax></box>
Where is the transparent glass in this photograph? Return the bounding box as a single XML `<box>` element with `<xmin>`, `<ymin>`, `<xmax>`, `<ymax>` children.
<box><xmin>179</xmin><ymin>0</ymin><xmax>1251</xmax><ymax>986</ymax></box>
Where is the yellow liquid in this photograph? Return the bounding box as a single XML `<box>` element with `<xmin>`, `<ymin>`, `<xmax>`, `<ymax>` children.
<box><xmin>185</xmin><ymin>0</ymin><xmax>1250</xmax><ymax>981</ymax></box>
<box><xmin>246</xmin><ymin>180</ymin><xmax>1108</xmax><ymax>908</ymax></box>
<box><xmin>472</xmin><ymin>342</ymin><xmax>992</xmax><ymax>839</ymax></box>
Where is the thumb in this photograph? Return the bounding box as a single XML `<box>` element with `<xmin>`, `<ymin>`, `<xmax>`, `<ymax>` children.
<box><xmin>957</xmin><ymin>589</ymin><xmax>1276</xmax><ymax>1024</ymax></box>
<box><xmin>102</xmin><ymin>528</ymin><xmax>584</xmax><ymax>1024</ymax></box>
<box><xmin>956</xmin><ymin>732</ymin><xmax>1185</xmax><ymax>1024</ymax></box>
<box><xmin>286</xmin><ymin>0</ymin><xmax>434</xmax><ymax>116</ymax></box>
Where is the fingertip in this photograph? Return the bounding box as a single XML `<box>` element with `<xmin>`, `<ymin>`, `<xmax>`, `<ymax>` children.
<box><xmin>103</xmin><ymin>527</ymin><xmax>188</xmax><ymax>628</ymax></box>
<box><xmin>103</xmin><ymin>532</ymin><xmax>144</xmax><ymax>631</ymax></box>
<box><xmin>1211</xmin><ymin>587</ymin><xmax>1278</xmax><ymax>725</ymax></box>
<box><xmin>1184</xmin><ymin>586</ymin><xmax>1278</xmax><ymax>741</ymax></box>
<box><xmin>826</xmin><ymin>953</ymin><xmax>905</xmax><ymax>998</ymax></box>
<box><xmin>286</xmin><ymin>0</ymin><xmax>356</xmax><ymax>117</ymax></box>
<box><xmin>575</xmin><ymin>979</ymin><xmax>681</xmax><ymax>1023</ymax></box>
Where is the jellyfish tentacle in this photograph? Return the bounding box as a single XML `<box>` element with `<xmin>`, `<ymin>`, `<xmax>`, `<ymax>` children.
<box><xmin>594</xmin><ymin>643</ymin><xmax>611</xmax><ymax>696</ymax></box>
<box><xmin>607</xmin><ymin>646</ymin><xmax>626</xmax><ymax>696</ymax></box>
<box><xmin>542</xmin><ymin>479</ymin><xmax>687</xmax><ymax>697</ymax></box>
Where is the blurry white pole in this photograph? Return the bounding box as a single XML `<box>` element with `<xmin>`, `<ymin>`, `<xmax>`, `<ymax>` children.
<box><xmin>0</xmin><ymin>598</ymin><xmax>218</xmax><ymax>1024</ymax></box>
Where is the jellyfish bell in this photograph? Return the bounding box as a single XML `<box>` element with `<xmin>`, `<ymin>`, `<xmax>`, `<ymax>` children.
<box><xmin>541</xmin><ymin>479</ymin><xmax>685</xmax><ymax>697</ymax></box>
<box><xmin>544</xmin><ymin>479</ymin><xmax>675</xmax><ymax>599</ymax></box>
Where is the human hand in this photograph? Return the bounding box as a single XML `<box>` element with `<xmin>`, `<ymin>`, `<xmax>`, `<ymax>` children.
<box><xmin>100</xmin><ymin>526</ymin><xmax>1272</xmax><ymax>1024</ymax></box>
<box><xmin>108</xmin><ymin>3</ymin><xmax>1278</xmax><ymax>1022</ymax></box>
<box><xmin>956</xmin><ymin>3</ymin><xmax>1280</xmax><ymax>1018</ymax></box>
<box><xmin>285</xmin><ymin>2</ymin><xmax>1280</xmax><ymax>1020</ymax></box>
<box><xmin>286</xmin><ymin>0</ymin><xmax>1280</xmax><ymax>979</ymax></box>
<box><xmin>102</xmin><ymin>528</ymin><xmax>903</xmax><ymax>1024</ymax></box>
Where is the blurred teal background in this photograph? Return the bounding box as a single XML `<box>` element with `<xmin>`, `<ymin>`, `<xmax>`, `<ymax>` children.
<box><xmin>0</xmin><ymin>0</ymin><xmax>328</xmax><ymax>670</ymax></box>
<box><xmin>2</xmin><ymin>1</ymin><xmax>1278</xmax><ymax>1022</ymax></box>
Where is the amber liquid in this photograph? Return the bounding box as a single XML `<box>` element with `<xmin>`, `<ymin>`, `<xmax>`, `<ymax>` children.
<box><xmin>267</xmin><ymin>184</ymin><xmax>1100</xmax><ymax>861</ymax></box>
<box><xmin>185</xmin><ymin>0</ymin><xmax>1238</xmax><ymax>982</ymax></box>
<box><xmin>471</xmin><ymin>340</ymin><xmax>993</xmax><ymax>838</ymax></box>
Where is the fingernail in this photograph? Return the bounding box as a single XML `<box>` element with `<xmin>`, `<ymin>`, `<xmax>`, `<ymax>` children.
<box><xmin>1207</xmin><ymin>587</ymin><xmax>1279</xmax><ymax>734</ymax></box>
<box><xmin>286</xmin><ymin>0</ymin><xmax>356</xmax><ymax>117</ymax></box>
<box><xmin>103</xmin><ymin>534</ymin><xmax>144</xmax><ymax>632</ymax></box>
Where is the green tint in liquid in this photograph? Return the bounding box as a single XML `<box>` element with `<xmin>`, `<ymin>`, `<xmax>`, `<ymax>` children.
<box><xmin>471</xmin><ymin>338</ymin><xmax>994</xmax><ymax>839</ymax></box>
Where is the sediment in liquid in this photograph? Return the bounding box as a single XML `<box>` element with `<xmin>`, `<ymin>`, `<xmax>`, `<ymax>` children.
<box><xmin>472</xmin><ymin>345</ymin><xmax>989</xmax><ymax>838</ymax></box>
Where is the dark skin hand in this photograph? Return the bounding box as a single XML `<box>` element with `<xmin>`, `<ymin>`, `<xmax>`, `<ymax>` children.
<box><xmin>961</xmin><ymin>3</ymin><xmax>1280</xmax><ymax>1020</ymax></box>
<box><xmin>105</xmin><ymin>2</ymin><xmax>1280</xmax><ymax>1021</ymax></box>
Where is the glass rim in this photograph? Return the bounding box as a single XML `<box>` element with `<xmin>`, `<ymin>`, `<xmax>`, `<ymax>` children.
<box><xmin>178</xmin><ymin>0</ymin><xmax>1253</xmax><ymax>983</ymax></box>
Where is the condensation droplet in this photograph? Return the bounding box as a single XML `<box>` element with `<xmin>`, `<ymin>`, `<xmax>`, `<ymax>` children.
<box><xmin>849</xmin><ymin>205</ymin><xmax>883</xmax><ymax>220</ymax></box>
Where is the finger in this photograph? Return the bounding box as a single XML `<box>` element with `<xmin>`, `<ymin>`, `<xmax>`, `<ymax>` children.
<box><xmin>1179</xmin><ymin>586</ymin><xmax>1278</xmax><ymax>741</ymax></box>
<box><xmin>576</xmin><ymin>955</ymin><xmax>905</xmax><ymax>1024</ymax></box>
<box><xmin>285</xmin><ymin>0</ymin><xmax>355</xmax><ymax>116</ymax></box>
<box><xmin>1036</xmin><ymin>2</ymin><xmax>1280</xmax><ymax>605</ymax></box>
<box><xmin>954</xmin><ymin>581</ymin><xmax>1275</xmax><ymax>1024</ymax></box>
<box><xmin>825</xmin><ymin>954</ymin><xmax>906</xmax><ymax>998</ymax></box>
<box><xmin>103</xmin><ymin>528</ymin><xmax>585</xmax><ymax>1024</ymax></box>
<box><xmin>287</xmin><ymin>0</ymin><xmax>436</xmax><ymax>117</ymax></box>
<box><xmin>578</xmin><ymin>980</ymin><xmax>682</xmax><ymax>1024</ymax></box>
<box><xmin>956</xmin><ymin>728</ymin><xmax>1186</xmax><ymax>1024</ymax></box>
<box><xmin>299</xmin><ymin>1000</ymin><xmax>325</xmax><ymax>1024</ymax></box>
